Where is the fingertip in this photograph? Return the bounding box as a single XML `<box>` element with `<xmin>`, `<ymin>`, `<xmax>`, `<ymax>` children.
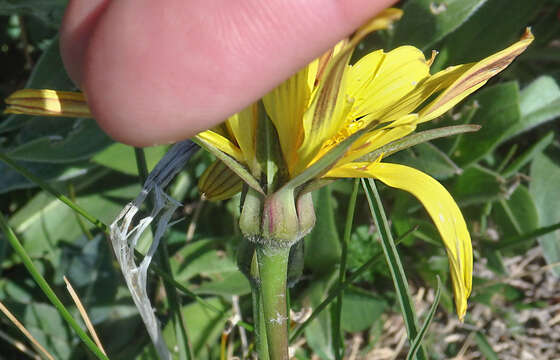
<box><xmin>59</xmin><ymin>0</ymin><xmax>111</xmax><ymax>86</ymax></box>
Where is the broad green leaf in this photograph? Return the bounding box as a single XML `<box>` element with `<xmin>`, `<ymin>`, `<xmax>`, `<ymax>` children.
<box><xmin>452</xmin><ymin>165</ymin><xmax>504</xmax><ymax>205</ymax></box>
<box><xmin>56</xmin><ymin>234</ymin><xmax>120</xmax><ymax>305</ymax></box>
<box><xmin>8</xmin><ymin>184</ymin><xmax>140</xmax><ymax>260</ymax></box>
<box><xmin>6</xmin><ymin>119</ymin><xmax>112</xmax><ymax>163</ymax></box>
<box><xmin>304</xmin><ymin>274</ymin><xmax>338</xmax><ymax>360</ymax></box>
<box><xmin>171</xmin><ymin>238</ymin><xmax>239</xmax><ymax>282</ymax></box>
<box><xmin>163</xmin><ymin>298</ymin><xmax>229</xmax><ymax>358</ymax></box>
<box><xmin>504</xmin><ymin>76</ymin><xmax>560</xmax><ymax>141</ymax></box>
<box><xmin>0</xmin><ymin>160</ymin><xmax>95</xmax><ymax>194</ymax></box>
<box><xmin>502</xmin><ymin>132</ymin><xmax>554</xmax><ymax>178</ymax></box>
<box><xmin>22</xmin><ymin>302</ymin><xmax>73</xmax><ymax>359</ymax></box>
<box><xmin>389</xmin><ymin>142</ymin><xmax>462</xmax><ymax>180</ymax></box>
<box><xmin>452</xmin><ymin>82</ymin><xmax>521</xmax><ymax>166</ymax></box>
<box><xmin>194</xmin><ymin>270</ymin><xmax>251</xmax><ymax>296</ymax></box>
<box><xmin>93</xmin><ymin>143</ymin><xmax>168</xmax><ymax>176</ymax></box>
<box><xmin>492</xmin><ymin>185</ymin><xmax>539</xmax><ymax>244</ymax></box>
<box><xmin>304</xmin><ymin>186</ymin><xmax>341</xmax><ymax>275</ymax></box>
<box><xmin>529</xmin><ymin>153</ymin><xmax>560</xmax><ymax>276</ymax></box>
<box><xmin>431</xmin><ymin>0</ymin><xmax>544</xmax><ymax>68</ymax></box>
<box><xmin>340</xmin><ymin>287</ymin><xmax>386</xmax><ymax>332</ymax></box>
<box><xmin>391</xmin><ymin>0</ymin><xmax>488</xmax><ymax>51</ymax></box>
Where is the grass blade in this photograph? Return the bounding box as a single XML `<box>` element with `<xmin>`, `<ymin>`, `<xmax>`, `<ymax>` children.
<box><xmin>0</xmin><ymin>152</ymin><xmax>108</xmax><ymax>232</ymax></box>
<box><xmin>474</xmin><ymin>331</ymin><xmax>499</xmax><ymax>360</ymax></box>
<box><xmin>289</xmin><ymin>226</ymin><xmax>417</xmax><ymax>343</ymax></box>
<box><xmin>0</xmin><ymin>213</ymin><xmax>109</xmax><ymax>360</ymax></box>
<box><xmin>406</xmin><ymin>277</ymin><xmax>442</xmax><ymax>360</ymax></box>
<box><xmin>333</xmin><ymin>179</ymin><xmax>360</xmax><ymax>360</ymax></box>
<box><xmin>361</xmin><ymin>178</ymin><xmax>426</xmax><ymax>360</ymax></box>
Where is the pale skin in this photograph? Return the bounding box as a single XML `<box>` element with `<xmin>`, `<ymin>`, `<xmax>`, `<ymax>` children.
<box><xmin>60</xmin><ymin>0</ymin><xmax>397</xmax><ymax>146</ymax></box>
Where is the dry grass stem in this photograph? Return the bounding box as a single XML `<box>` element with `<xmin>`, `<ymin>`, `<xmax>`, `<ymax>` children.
<box><xmin>0</xmin><ymin>301</ymin><xmax>54</xmax><ymax>360</ymax></box>
<box><xmin>0</xmin><ymin>328</ymin><xmax>41</xmax><ymax>359</ymax></box>
<box><xmin>63</xmin><ymin>276</ymin><xmax>107</xmax><ymax>356</ymax></box>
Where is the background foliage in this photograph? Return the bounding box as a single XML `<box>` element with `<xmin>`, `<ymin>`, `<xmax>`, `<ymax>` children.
<box><xmin>1</xmin><ymin>0</ymin><xmax>559</xmax><ymax>359</ymax></box>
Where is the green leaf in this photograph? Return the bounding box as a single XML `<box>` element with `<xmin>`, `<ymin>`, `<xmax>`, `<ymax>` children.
<box><xmin>93</xmin><ymin>143</ymin><xmax>168</xmax><ymax>176</ymax></box>
<box><xmin>452</xmin><ymin>165</ymin><xmax>504</xmax><ymax>205</ymax></box>
<box><xmin>389</xmin><ymin>142</ymin><xmax>462</xmax><ymax>180</ymax></box>
<box><xmin>0</xmin><ymin>0</ymin><xmax>67</xmax><ymax>26</ymax></box>
<box><xmin>340</xmin><ymin>287</ymin><xmax>386</xmax><ymax>332</ymax></box>
<box><xmin>391</xmin><ymin>0</ymin><xmax>489</xmax><ymax>51</ymax></box>
<box><xmin>171</xmin><ymin>238</ymin><xmax>238</xmax><ymax>282</ymax></box>
<box><xmin>474</xmin><ymin>332</ymin><xmax>500</xmax><ymax>360</ymax></box>
<box><xmin>163</xmin><ymin>297</ymin><xmax>230</xmax><ymax>358</ymax></box>
<box><xmin>22</xmin><ymin>302</ymin><xmax>73</xmax><ymax>359</ymax></box>
<box><xmin>502</xmin><ymin>131</ymin><xmax>554</xmax><ymax>178</ymax></box>
<box><xmin>492</xmin><ymin>185</ymin><xmax>539</xmax><ymax>240</ymax></box>
<box><xmin>304</xmin><ymin>186</ymin><xmax>341</xmax><ymax>275</ymax></box>
<box><xmin>452</xmin><ymin>82</ymin><xmax>521</xmax><ymax>166</ymax></box>
<box><xmin>529</xmin><ymin>153</ymin><xmax>560</xmax><ymax>276</ymax></box>
<box><xmin>0</xmin><ymin>160</ymin><xmax>95</xmax><ymax>194</ymax></box>
<box><xmin>194</xmin><ymin>271</ymin><xmax>251</xmax><ymax>296</ymax></box>
<box><xmin>6</xmin><ymin>119</ymin><xmax>112</xmax><ymax>163</ymax></box>
<box><xmin>406</xmin><ymin>277</ymin><xmax>442</xmax><ymax>360</ymax></box>
<box><xmin>303</xmin><ymin>274</ymin><xmax>337</xmax><ymax>360</ymax></box>
<box><xmin>504</xmin><ymin>76</ymin><xmax>560</xmax><ymax>141</ymax></box>
<box><xmin>431</xmin><ymin>0</ymin><xmax>544</xmax><ymax>68</ymax></box>
<box><xmin>7</xmin><ymin>184</ymin><xmax>140</xmax><ymax>260</ymax></box>
<box><xmin>362</xmin><ymin>179</ymin><xmax>426</xmax><ymax>360</ymax></box>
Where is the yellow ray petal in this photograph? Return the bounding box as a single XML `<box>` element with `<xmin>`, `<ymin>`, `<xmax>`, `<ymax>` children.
<box><xmin>195</xmin><ymin>130</ymin><xmax>244</xmax><ymax>163</ymax></box>
<box><xmin>5</xmin><ymin>89</ymin><xmax>92</xmax><ymax>118</ymax></box>
<box><xmin>225</xmin><ymin>104</ymin><xmax>260</xmax><ymax>174</ymax></box>
<box><xmin>198</xmin><ymin>160</ymin><xmax>243</xmax><ymax>201</ymax></box>
<box><xmin>419</xmin><ymin>28</ymin><xmax>534</xmax><ymax>122</ymax></box>
<box><xmin>263</xmin><ymin>64</ymin><xmax>313</xmax><ymax>175</ymax></box>
<box><xmin>296</xmin><ymin>8</ymin><xmax>403</xmax><ymax>175</ymax></box>
<box><xmin>325</xmin><ymin>162</ymin><xmax>472</xmax><ymax>320</ymax></box>
<box><xmin>347</xmin><ymin>46</ymin><xmax>430</xmax><ymax>123</ymax></box>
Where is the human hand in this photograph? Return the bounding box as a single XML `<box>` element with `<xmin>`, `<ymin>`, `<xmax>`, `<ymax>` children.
<box><xmin>60</xmin><ymin>0</ymin><xmax>397</xmax><ymax>146</ymax></box>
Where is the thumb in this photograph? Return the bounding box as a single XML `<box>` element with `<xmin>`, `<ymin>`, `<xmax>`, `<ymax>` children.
<box><xmin>61</xmin><ymin>0</ymin><xmax>397</xmax><ymax>146</ymax></box>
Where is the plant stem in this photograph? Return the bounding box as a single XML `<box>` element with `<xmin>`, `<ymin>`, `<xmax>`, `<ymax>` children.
<box><xmin>333</xmin><ymin>179</ymin><xmax>360</xmax><ymax>359</ymax></box>
<box><xmin>0</xmin><ymin>213</ymin><xmax>108</xmax><ymax>360</ymax></box>
<box><xmin>249</xmin><ymin>250</ymin><xmax>270</xmax><ymax>360</ymax></box>
<box><xmin>257</xmin><ymin>246</ymin><xmax>290</xmax><ymax>360</ymax></box>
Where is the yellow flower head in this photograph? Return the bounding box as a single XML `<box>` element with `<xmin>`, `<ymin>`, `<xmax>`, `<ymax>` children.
<box><xmin>195</xmin><ymin>11</ymin><xmax>533</xmax><ymax>319</ymax></box>
<box><xmin>4</xmin><ymin>9</ymin><xmax>533</xmax><ymax>320</ymax></box>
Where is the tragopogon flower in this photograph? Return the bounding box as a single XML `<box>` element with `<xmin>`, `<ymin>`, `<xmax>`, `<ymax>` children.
<box><xmin>194</xmin><ymin>11</ymin><xmax>533</xmax><ymax>319</ymax></box>
<box><xmin>4</xmin><ymin>9</ymin><xmax>533</xmax><ymax>320</ymax></box>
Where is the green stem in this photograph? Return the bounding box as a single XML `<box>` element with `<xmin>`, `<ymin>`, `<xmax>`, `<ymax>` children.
<box><xmin>0</xmin><ymin>152</ymin><xmax>108</xmax><ymax>233</ymax></box>
<box><xmin>333</xmin><ymin>179</ymin><xmax>359</xmax><ymax>359</ymax></box>
<box><xmin>257</xmin><ymin>246</ymin><xmax>290</xmax><ymax>360</ymax></box>
<box><xmin>362</xmin><ymin>179</ymin><xmax>426</xmax><ymax>360</ymax></box>
<box><xmin>250</xmin><ymin>253</ymin><xmax>270</xmax><ymax>360</ymax></box>
<box><xmin>0</xmin><ymin>213</ymin><xmax>108</xmax><ymax>360</ymax></box>
<box><xmin>289</xmin><ymin>226</ymin><xmax>415</xmax><ymax>343</ymax></box>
